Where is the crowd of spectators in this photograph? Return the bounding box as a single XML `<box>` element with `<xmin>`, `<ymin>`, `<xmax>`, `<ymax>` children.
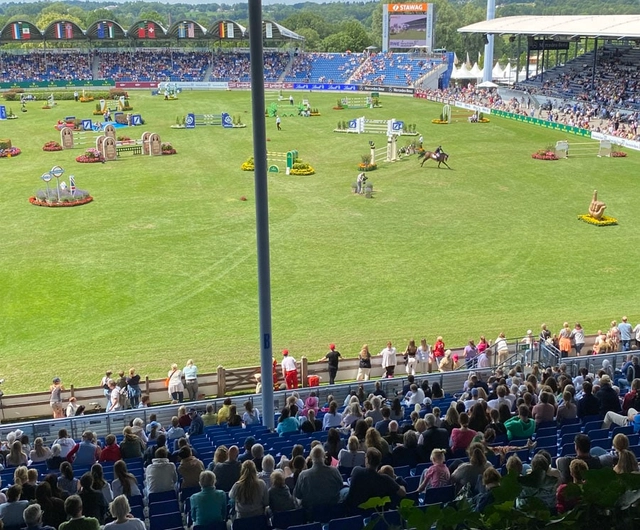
<box><xmin>350</xmin><ymin>52</ymin><xmax>437</xmax><ymax>86</ymax></box>
<box><xmin>0</xmin><ymin>51</ymin><xmax>93</xmax><ymax>82</ymax></box>
<box><xmin>97</xmin><ymin>50</ymin><xmax>210</xmax><ymax>82</ymax></box>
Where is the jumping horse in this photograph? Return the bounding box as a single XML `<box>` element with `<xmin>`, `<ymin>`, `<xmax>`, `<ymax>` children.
<box><xmin>419</xmin><ymin>150</ymin><xmax>451</xmax><ymax>169</ymax></box>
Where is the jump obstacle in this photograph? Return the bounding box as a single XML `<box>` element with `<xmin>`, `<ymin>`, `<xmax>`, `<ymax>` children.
<box><xmin>555</xmin><ymin>140</ymin><xmax>612</xmax><ymax>158</ymax></box>
<box><xmin>340</xmin><ymin>93</ymin><xmax>379</xmax><ymax>109</ymax></box>
<box><xmin>347</xmin><ymin>117</ymin><xmax>404</xmax><ymax>135</ymax></box>
<box><xmin>369</xmin><ymin>136</ymin><xmax>399</xmax><ymax>164</ymax></box>
<box><xmin>442</xmin><ymin>104</ymin><xmax>474</xmax><ymax>124</ymax></box>
<box><xmin>267</xmin><ymin>149</ymin><xmax>298</xmax><ymax>174</ymax></box>
<box><xmin>185</xmin><ymin>112</ymin><xmax>233</xmax><ymax>129</ymax></box>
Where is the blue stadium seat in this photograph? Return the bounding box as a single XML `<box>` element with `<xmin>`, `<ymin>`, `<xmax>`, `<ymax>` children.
<box><xmin>232</xmin><ymin>514</ymin><xmax>270</xmax><ymax>530</ymax></box>
<box><xmin>560</xmin><ymin>424</ymin><xmax>582</xmax><ymax>438</ymax></box>
<box><xmin>583</xmin><ymin>421</ymin><xmax>605</xmax><ymax>434</ymax></box>
<box><xmin>392</xmin><ymin>465</ymin><xmax>411</xmax><ymax>478</ymax></box>
<box><xmin>423</xmin><ymin>484</ymin><xmax>455</xmax><ymax>505</ymax></box>
<box><xmin>588</xmin><ymin>428</ymin><xmax>610</xmax><ymax>441</ymax></box>
<box><xmin>611</xmin><ymin>425</ymin><xmax>633</xmax><ymax>437</ymax></box>
<box><xmin>368</xmin><ymin>509</ymin><xmax>401</xmax><ymax>530</ymax></box>
<box><xmin>286</xmin><ymin>524</ymin><xmax>322</xmax><ymax>530</ymax></box>
<box><xmin>412</xmin><ymin>462</ymin><xmax>431</xmax><ymax>476</ymax></box>
<box><xmin>310</xmin><ymin>502</ymin><xmax>347</xmax><ymax>524</ymax></box>
<box><xmin>404</xmin><ymin>475</ymin><xmax>421</xmax><ymax>492</ymax></box>
<box><xmin>326</xmin><ymin>515</ymin><xmax>364</xmax><ymax>530</ymax></box>
<box><xmin>271</xmin><ymin>507</ymin><xmax>306</xmax><ymax>529</ymax></box>
<box><xmin>149</xmin><ymin>512</ymin><xmax>183</xmax><ymax>530</ymax></box>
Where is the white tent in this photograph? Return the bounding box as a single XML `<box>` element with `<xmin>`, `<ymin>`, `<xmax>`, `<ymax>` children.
<box><xmin>469</xmin><ymin>62</ymin><xmax>483</xmax><ymax>78</ymax></box>
<box><xmin>451</xmin><ymin>63</ymin><xmax>473</xmax><ymax>79</ymax></box>
<box><xmin>492</xmin><ymin>62</ymin><xmax>504</xmax><ymax>79</ymax></box>
<box><xmin>478</xmin><ymin>80</ymin><xmax>499</xmax><ymax>88</ymax></box>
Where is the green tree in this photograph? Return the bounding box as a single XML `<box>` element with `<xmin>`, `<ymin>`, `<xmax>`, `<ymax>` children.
<box><xmin>281</xmin><ymin>11</ymin><xmax>331</xmax><ymax>40</ymax></box>
<box><xmin>295</xmin><ymin>27</ymin><xmax>321</xmax><ymax>51</ymax></box>
<box><xmin>84</xmin><ymin>8</ymin><xmax>120</xmax><ymax>27</ymax></box>
<box><xmin>36</xmin><ymin>11</ymin><xmax>83</xmax><ymax>30</ymax></box>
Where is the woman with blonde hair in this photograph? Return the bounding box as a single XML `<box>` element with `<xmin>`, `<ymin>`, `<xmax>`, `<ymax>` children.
<box><xmin>6</xmin><ymin>441</ymin><xmax>28</xmax><ymax>467</ymax></box>
<box><xmin>167</xmin><ymin>363</ymin><xmax>184</xmax><ymax>403</ymax></box>
<box><xmin>30</xmin><ymin>437</ymin><xmax>52</xmax><ymax>463</ymax></box>
<box><xmin>357</xmin><ymin>344</ymin><xmax>372</xmax><ymax>381</ymax></box>
<box><xmin>229</xmin><ymin>460</ymin><xmax>268</xmax><ymax>519</ymax></box>
<box><xmin>341</xmin><ymin>402</ymin><xmax>363</xmax><ymax>428</ymax></box>
<box><xmin>13</xmin><ymin>466</ymin><xmax>28</xmax><ymax>487</ymax></box>
<box><xmin>105</xmin><ymin>495</ymin><xmax>146</xmax><ymax>530</ymax></box>
<box><xmin>439</xmin><ymin>350</ymin><xmax>455</xmax><ymax>372</ymax></box>
<box><xmin>365</xmin><ymin>427</ymin><xmax>390</xmax><ymax>459</ymax></box>
<box><xmin>558</xmin><ymin>322</ymin><xmax>572</xmax><ymax>358</ymax></box>
<box><xmin>338</xmin><ymin>436</ymin><xmax>366</xmax><ymax>469</ymax></box>
<box><xmin>417</xmin><ymin>338</ymin><xmax>431</xmax><ymax>374</ymax></box>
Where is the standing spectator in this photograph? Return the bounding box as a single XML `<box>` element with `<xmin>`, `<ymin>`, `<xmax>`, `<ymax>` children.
<box><xmin>229</xmin><ymin>461</ymin><xmax>269</xmax><ymax>519</ymax></box>
<box><xmin>190</xmin><ymin>471</ymin><xmax>226</xmax><ymax>526</ymax></box>
<box><xmin>106</xmin><ymin>380</ymin><xmax>121</xmax><ymax>413</ymax></box>
<box><xmin>104</xmin><ymin>495</ymin><xmax>145</xmax><ymax>530</ymax></box>
<box><xmin>126</xmin><ymin>368</ymin><xmax>142</xmax><ymax>409</ymax></box>
<box><xmin>464</xmin><ymin>340</ymin><xmax>478</xmax><ymax>369</ymax></box>
<box><xmin>619</xmin><ymin>317</ymin><xmax>633</xmax><ymax>352</ymax></box>
<box><xmin>571</xmin><ymin>323</ymin><xmax>585</xmax><ymax>356</ymax></box>
<box><xmin>66</xmin><ymin>397</ymin><xmax>80</xmax><ymax>418</ymax></box>
<box><xmin>49</xmin><ymin>378</ymin><xmax>64</xmax><ymax>419</ymax></box>
<box><xmin>404</xmin><ymin>339</ymin><xmax>418</xmax><ymax>376</ymax></box>
<box><xmin>320</xmin><ymin>344</ymin><xmax>341</xmax><ymax>385</ymax></box>
<box><xmin>417</xmin><ymin>338</ymin><xmax>431</xmax><ymax>373</ymax></box>
<box><xmin>167</xmin><ymin>364</ymin><xmax>184</xmax><ymax>403</ymax></box>
<box><xmin>183</xmin><ymin>359</ymin><xmax>199</xmax><ymax>401</ymax></box>
<box><xmin>281</xmin><ymin>350</ymin><xmax>298</xmax><ymax>389</ymax></box>
<box><xmin>558</xmin><ymin>323</ymin><xmax>572</xmax><ymax>358</ymax></box>
<box><xmin>59</xmin><ymin>495</ymin><xmax>100</xmax><ymax>530</ymax></box>
<box><xmin>276</xmin><ymin>115</ymin><xmax>281</xmax><ymax>130</ymax></box>
<box><xmin>433</xmin><ymin>337</ymin><xmax>445</xmax><ymax>365</ymax></box>
<box><xmin>100</xmin><ymin>371</ymin><xmax>113</xmax><ymax>409</ymax></box>
<box><xmin>380</xmin><ymin>341</ymin><xmax>397</xmax><ymax>378</ymax></box>
<box><xmin>495</xmin><ymin>333</ymin><xmax>509</xmax><ymax>366</ymax></box>
<box><xmin>357</xmin><ymin>344</ymin><xmax>372</xmax><ymax>381</ymax></box>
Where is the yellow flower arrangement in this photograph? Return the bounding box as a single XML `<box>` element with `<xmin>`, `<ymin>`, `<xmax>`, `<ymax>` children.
<box><xmin>578</xmin><ymin>214</ymin><xmax>618</xmax><ymax>226</ymax></box>
<box><xmin>432</xmin><ymin>119</ymin><xmax>448</xmax><ymax>124</ymax></box>
<box><xmin>241</xmin><ymin>157</ymin><xmax>254</xmax><ymax>171</ymax></box>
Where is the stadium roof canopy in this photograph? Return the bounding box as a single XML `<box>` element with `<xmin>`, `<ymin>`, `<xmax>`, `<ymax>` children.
<box><xmin>458</xmin><ymin>15</ymin><xmax>640</xmax><ymax>40</ymax></box>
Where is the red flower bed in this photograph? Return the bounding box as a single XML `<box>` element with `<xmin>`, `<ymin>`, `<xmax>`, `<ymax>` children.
<box><xmin>43</xmin><ymin>141</ymin><xmax>63</xmax><ymax>152</ymax></box>
<box><xmin>611</xmin><ymin>151</ymin><xmax>627</xmax><ymax>158</ymax></box>
<box><xmin>29</xmin><ymin>195</ymin><xmax>93</xmax><ymax>207</ymax></box>
<box><xmin>76</xmin><ymin>148</ymin><xmax>104</xmax><ymax>163</ymax></box>
<box><xmin>531</xmin><ymin>150</ymin><xmax>558</xmax><ymax>160</ymax></box>
<box><xmin>161</xmin><ymin>142</ymin><xmax>177</xmax><ymax>155</ymax></box>
<box><xmin>0</xmin><ymin>147</ymin><xmax>21</xmax><ymax>158</ymax></box>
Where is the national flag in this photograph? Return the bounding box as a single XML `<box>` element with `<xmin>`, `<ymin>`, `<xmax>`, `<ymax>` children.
<box><xmin>12</xmin><ymin>23</ymin><xmax>20</xmax><ymax>40</ymax></box>
<box><xmin>137</xmin><ymin>24</ymin><xmax>146</xmax><ymax>38</ymax></box>
<box><xmin>147</xmin><ymin>23</ymin><xmax>155</xmax><ymax>38</ymax></box>
<box><xmin>187</xmin><ymin>23</ymin><xmax>195</xmax><ymax>39</ymax></box>
<box><xmin>219</xmin><ymin>22</ymin><xmax>225</xmax><ymax>38</ymax></box>
<box><xmin>65</xmin><ymin>23</ymin><xmax>73</xmax><ymax>39</ymax></box>
<box><xmin>69</xmin><ymin>175</ymin><xmax>76</xmax><ymax>193</ymax></box>
<box><xmin>55</xmin><ymin>22</ymin><xmax>64</xmax><ymax>39</ymax></box>
<box><xmin>227</xmin><ymin>22</ymin><xmax>234</xmax><ymax>39</ymax></box>
<box><xmin>265</xmin><ymin>22</ymin><xmax>272</xmax><ymax>39</ymax></box>
<box><xmin>97</xmin><ymin>22</ymin><xmax>105</xmax><ymax>39</ymax></box>
<box><xmin>22</xmin><ymin>26</ymin><xmax>30</xmax><ymax>40</ymax></box>
<box><xmin>178</xmin><ymin>23</ymin><xmax>185</xmax><ymax>39</ymax></box>
<box><xmin>107</xmin><ymin>23</ymin><xmax>114</xmax><ymax>39</ymax></box>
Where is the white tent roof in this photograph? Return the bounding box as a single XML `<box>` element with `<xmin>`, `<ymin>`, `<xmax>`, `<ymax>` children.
<box><xmin>451</xmin><ymin>64</ymin><xmax>471</xmax><ymax>79</ymax></box>
<box><xmin>458</xmin><ymin>15</ymin><xmax>640</xmax><ymax>39</ymax></box>
<box><xmin>492</xmin><ymin>62</ymin><xmax>504</xmax><ymax>78</ymax></box>
<box><xmin>469</xmin><ymin>62</ymin><xmax>483</xmax><ymax>78</ymax></box>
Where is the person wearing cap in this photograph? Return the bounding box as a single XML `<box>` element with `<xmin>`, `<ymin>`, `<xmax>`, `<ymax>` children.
<box><xmin>318</xmin><ymin>343</ymin><xmax>341</xmax><ymax>385</ymax></box>
<box><xmin>188</xmin><ymin>409</ymin><xmax>204</xmax><ymax>438</ymax></box>
<box><xmin>183</xmin><ymin>359</ymin><xmax>199</xmax><ymax>402</ymax></box>
<box><xmin>596</xmin><ymin>374</ymin><xmax>621</xmax><ymax>416</ymax></box>
<box><xmin>49</xmin><ymin>378</ymin><xmax>65</xmax><ymax>419</ymax></box>
<box><xmin>281</xmin><ymin>350</ymin><xmax>298</xmax><ymax>389</ymax></box>
<box><xmin>464</xmin><ymin>388</ymin><xmax>481</xmax><ymax>411</ymax></box>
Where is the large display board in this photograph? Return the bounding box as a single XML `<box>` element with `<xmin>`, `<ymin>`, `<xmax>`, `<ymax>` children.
<box><xmin>382</xmin><ymin>3</ymin><xmax>434</xmax><ymax>52</ymax></box>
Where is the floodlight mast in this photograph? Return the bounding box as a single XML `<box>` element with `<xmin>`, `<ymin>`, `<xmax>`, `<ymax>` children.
<box><xmin>482</xmin><ymin>0</ymin><xmax>495</xmax><ymax>83</ymax></box>
<box><xmin>248</xmin><ymin>0</ymin><xmax>275</xmax><ymax>430</ymax></box>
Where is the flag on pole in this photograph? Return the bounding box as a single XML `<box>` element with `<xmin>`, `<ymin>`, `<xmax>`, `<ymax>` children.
<box><xmin>138</xmin><ymin>23</ymin><xmax>146</xmax><ymax>38</ymax></box>
<box><xmin>187</xmin><ymin>23</ymin><xmax>195</xmax><ymax>39</ymax></box>
<box><xmin>265</xmin><ymin>22</ymin><xmax>273</xmax><ymax>39</ymax></box>
<box><xmin>69</xmin><ymin>175</ymin><xmax>76</xmax><ymax>194</ymax></box>
<box><xmin>107</xmin><ymin>23</ymin><xmax>114</xmax><ymax>39</ymax></box>
<box><xmin>178</xmin><ymin>23</ymin><xmax>185</xmax><ymax>39</ymax></box>
<box><xmin>219</xmin><ymin>21</ymin><xmax>225</xmax><ymax>38</ymax></box>
<box><xmin>97</xmin><ymin>22</ymin><xmax>105</xmax><ymax>39</ymax></box>
<box><xmin>227</xmin><ymin>22</ymin><xmax>234</xmax><ymax>39</ymax></box>
<box><xmin>147</xmin><ymin>22</ymin><xmax>156</xmax><ymax>38</ymax></box>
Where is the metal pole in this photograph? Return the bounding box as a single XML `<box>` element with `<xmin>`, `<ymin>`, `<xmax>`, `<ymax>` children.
<box><xmin>591</xmin><ymin>38</ymin><xmax>598</xmax><ymax>91</ymax></box>
<box><xmin>515</xmin><ymin>35</ymin><xmax>521</xmax><ymax>84</ymax></box>
<box><xmin>482</xmin><ymin>0</ymin><xmax>495</xmax><ymax>83</ymax></box>
<box><xmin>248</xmin><ymin>0</ymin><xmax>274</xmax><ymax>431</ymax></box>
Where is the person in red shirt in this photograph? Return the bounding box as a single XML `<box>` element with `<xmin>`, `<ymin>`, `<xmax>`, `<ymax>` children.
<box><xmin>99</xmin><ymin>434</ymin><xmax>121</xmax><ymax>463</ymax></box>
<box><xmin>433</xmin><ymin>336</ymin><xmax>445</xmax><ymax>364</ymax></box>
<box><xmin>556</xmin><ymin>459</ymin><xmax>587</xmax><ymax>513</ymax></box>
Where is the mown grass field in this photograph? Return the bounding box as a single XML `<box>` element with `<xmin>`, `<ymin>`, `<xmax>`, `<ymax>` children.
<box><xmin>1</xmin><ymin>89</ymin><xmax>638</xmax><ymax>393</ymax></box>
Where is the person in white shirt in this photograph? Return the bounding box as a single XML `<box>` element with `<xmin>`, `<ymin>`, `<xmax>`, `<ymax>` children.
<box><xmin>405</xmin><ymin>384</ymin><xmax>425</xmax><ymax>406</ymax></box>
<box><xmin>463</xmin><ymin>388</ymin><xmax>481</xmax><ymax>411</ymax></box>
<box><xmin>495</xmin><ymin>333</ymin><xmax>509</xmax><ymax>366</ymax></box>
<box><xmin>380</xmin><ymin>341</ymin><xmax>397</xmax><ymax>378</ymax></box>
<box><xmin>477</xmin><ymin>351</ymin><xmax>491</xmax><ymax>369</ymax></box>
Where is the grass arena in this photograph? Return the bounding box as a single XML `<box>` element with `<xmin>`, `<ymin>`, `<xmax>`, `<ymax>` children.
<box><xmin>2</xmin><ymin>89</ymin><xmax>638</xmax><ymax>394</ymax></box>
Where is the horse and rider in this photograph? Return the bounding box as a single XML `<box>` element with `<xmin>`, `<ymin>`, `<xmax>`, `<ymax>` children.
<box><xmin>418</xmin><ymin>145</ymin><xmax>451</xmax><ymax>169</ymax></box>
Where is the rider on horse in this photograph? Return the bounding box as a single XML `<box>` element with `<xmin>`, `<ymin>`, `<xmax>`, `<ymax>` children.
<box><xmin>433</xmin><ymin>145</ymin><xmax>448</xmax><ymax>160</ymax></box>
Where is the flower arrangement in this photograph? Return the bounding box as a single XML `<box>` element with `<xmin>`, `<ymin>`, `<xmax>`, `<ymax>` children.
<box><xmin>30</xmin><ymin>188</ymin><xmax>93</xmax><ymax>207</ymax></box>
<box><xmin>290</xmin><ymin>160</ymin><xmax>315</xmax><ymax>176</ymax></box>
<box><xmin>611</xmin><ymin>150</ymin><xmax>627</xmax><ymax>157</ymax></box>
<box><xmin>531</xmin><ymin>149</ymin><xmax>559</xmax><ymax>160</ymax></box>
<box><xmin>161</xmin><ymin>142</ymin><xmax>177</xmax><ymax>155</ymax></box>
<box><xmin>358</xmin><ymin>154</ymin><xmax>377</xmax><ymax>172</ymax></box>
<box><xmin>117</xmin><ymin>136</ymin><xmax>132</xmax><ymax>143</ymax></box>
<box><xmin>578</xmin><ymin>214</ymin><xmax>618</xmax><ymax>226</ymax></box>
<box><xmin>6</xmin><ymin>108</ymin><xmax>17</xmax><ymax>120</ymax></box>
<box><xmin>76</xmin><ymin>148</ymin><xmax>104</xmax><ymax>163</ymax></box>
<box><xmin>0</xmin><ymin>146</ymin><xmax>21</xmax><ymax>158</ymax></box>
<box><xmin>310</xmin><ymin>108</ymin><xmax>321</xmax><ymax>116</ymax></box>
<box><xmin>79</xmin><ymin>95</ymin><xmax>94</xmax><ymax>102</ymax></box>
<box><xmin>241</xmin><ymin>157</ymin><xmax>254</xmax><ymax>171</ymax></box>
<box><xmin>432</xmin><ymin>113</ymin><xmax>448</xmax><ymax>124</ymax></box>
<box><xmin>43</xmin><ymin>141</ymin><xmax>63</xmax><ymax>152</ymax></box>
<box><xmin>333</xmin><ymin>99</ymin><xmax>344</xmax><ymax>110</ymax></box>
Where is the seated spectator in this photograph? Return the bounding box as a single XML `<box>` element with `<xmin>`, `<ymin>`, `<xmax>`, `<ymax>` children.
<box><xmin>532</xmin><ymin>392</ymin><xmax>556</xmax><ymax>425</ymax></box>
<box><xmin>242</xmin><ymin>401</ymin><xmax>261</xmax><ymax>426</ymax></box>
<box><xmin>302</xmin><ymin>392</ymin><xmax>319</xmax><ymax>417</ymax></box>
<box><xmin>251</xmin><ymin>443</ymin><xmax>265</xmax><ymax>472</ymax></box>
<box><xmin>59</xmin><ymin>495</ymin><xmax>100</xmax><ymax>530</ymax></box>
<box><xmin>577</xmin><ymin>382</ymin><xmax>600</xmax><ymax>419</ymax></box>
<box><xmin>178</xmin><ymin>446</ymin><xmax>205</xmax><ymax>489</ymax></box>
<box><xmin>144</xmin><ymin>434</ymin><xmax>167</xmax><ymax>467</ymax></box>
<box><xmin>229</xmin><ymin>461</ymin><xmax>269</xmax><ymax>519</ymax></box>
<box><xmin>190</xmin><ymin>471</ymin><xmax>226</xmax><ymax>526</ymax></box>
<box><xmin>166</xmin><ymin>416</ymin><xmax>185</xmax><ymax>442</ymax></box>
<box><xmin>21</xmin><ymin>468</ymin><xmax>39</xmax><ymax>501</ymax></box>
<box><xmin>99</xmin><ymin>435</ymin><xmax>121</xmax><ymax>463</ymax></box>
<box><xmin>504</xmin><ymin>405</ymin><xmax>536</xmax><ymax>441</ymax></box>
<box><xmin>177</xmin><ymin>406</ymin><xmax>191</xmax><ymax>429</ymax></box>
<box><xmin>557</xmin><ymin>434</ymin><xmax>603</xmax><ymax>483</ymax></box>
<box><xmin>130</xmin><ymin>418</ymin><xmax>148</xmax><ymax>445</ymax></box>
<box><xmin>210</xmin><ymin>445</ymin><xmax>241</xmax><ymax>493</ymax></box>
<box><xmin>53</xmin><ymin>429</ymin><xmax>76</xmax><ymax>458</ymax></box>
<box><xmin>268</xmin><ymin>469</ymin><xmax>295</xmax><ymax>514</ymax></box>
<box><xmin>345</xmin><ymin>447</ymin><xmax>406</xmax><ymax>510</ymax></box>
<box><xmin>374</xmin><ymin>406</ymin><xmax>393</xmax><ymax>436</ymax></box>
<box><xmin>468</xmin><ymin>402</ymin><xmax>490</xmax><ymax>433</ymax></box>
<box><xmin>35</xmin><ymin>482</ymin><xmax>66</xmax><ymax>529</ymax></box>
<box><xmin>67</xmin><ymin>432</ymin><xmax>101</xmax><ymax>466</ymax></box>
<box><xmin>556</xmin><ymin>391</ymin><xmax>577</xmax><ymax>423</ymax></box>
<box><xmin>30</xmin><ymin>437</ymin><xmax>52</xmax><ymax>464</ymax></box>
<box><xmin>293</xmin><ymin>446</ymin><xmax>343</xmax><ymax>516</ymax></box>
<box><xmin>451</xmin><ymin>443</ymin><xmax>491</xmax><ymax>496</ymax></box>
<box><xmin>338</xmin><ymin>436</ymin><xmax>366</xmax><ymax>469</ymax></box>
<box><xmin>119</xmin><ymin>428</ymin><xmax>144</xmax><ymax>459</ymax></box>
<box><xmin>323</xmin><ymin>428</ymin><xmax>343</xmax><ymax>461</ymax></box>
<box><xmin>145</xmin><ymin>447</ymin><xmax>178</xmax><ymax>494</ymax></box>
<box><xmin>300</xmin><ymin>409</ymin><xmax>322</xmax><ymax>433</ymax></box>
<box><xmin>450</xmin><ymin>412</ymin><xmax>477</xmax><ymax>455</ymax></box>
<box><xmin>104</xmin><ymin>495</ymin><xmax>145</xmax><ymax>530</ymax></box>
<box><xmin>276</xmin><ymin>407</ymin><xmax>299</xmax><ymax>437</ymax></box>
<box><xmin>556</xmin><ymin>459</ymin><xmax>588</xmax><ymax>514</ymax></box>
<box><xmin>111</xmin><ymin>460</ymin><xmax>141</xmax><ymax>498</ymax></box>
<box><xmin>391</xmin><ymin>430</ymin><xmax>421</xmax><ymax>469</ymax></box>
<box><xmin>23</xmin><ymin>503</ymin><xmax>55</xmax><ymax>530</ymax></box>
<box><xmin>217</xmin><ymin>398</ymin><xmax>233</xmax><ymax>425</ymax></box>
<box><xmin>365</xmin><ymin>427</ymin><xmax>390</xmax><ymax>462</ymax></box>
<box><xmin>238</xmin><ymin>437</ymin><xmax>255</xmax><ymax>463</ymax></box>
<box><xmin>227</xmin><ymin>405</ymin><xmax>243</xmax><ymax>428</ymax></box>
<box><xmin>596</xmin><ymin>375</ymin><xmax>621</xmax><ymax>415</ymax></box>
<box><xmin>46</xmin><ymin>444</ymin><xmax>64</xmax><ymax>471</ymax></box>
<box><xmin>6</xmin><ymin>440</ymin><xmax>28</xmax><ymax>467</ymax></box>
<box><xmin>516</xmin><ymin>453</ymin><xmax>558</xmax><ymax>510</ymax></box>
<box><xmin>419</xmin><ymin>413</ymin><xmax>449</xmax><ymax>461</ymax></box>
<box><xmin>470</xmin><ymin>467</ymin><xmax>502</xmax><ymax>512</ymax></box>
<box><xmin>384</xmin><ymin>420</ymin><xmax>404</xmax><ymax>447</ymax></box>
<box><xmin>202</xmin><ymin>404</ymin><xmax>218</xmax><ymax>427</ymax></box>
<box><xmin>418</xmin><ymin>448</ymin><xmax>450</xmax><ymax>492</ymax></box>
<box><xmin>258</xmin><ymin>455</ymin><xmax>275</xmax><ymax>487</ymax></box>
<box><xmin>0</xmin><ymin>484</ymin><xmax>29</xmax><ymax>526</ymax></box>
<box><xmin>78</xmin><ymin>473</ymin><xmax>108</xmax><ymax>524</ymax></box>
<box><xmin>58</xmin><ymin>462</ymin><xmax>79</xmax><ymax>497</ymax></box>
<box><xmin>322</xmin><ymin>401</ymin><xmax>343</xmax><ymax>430</ymax></box>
